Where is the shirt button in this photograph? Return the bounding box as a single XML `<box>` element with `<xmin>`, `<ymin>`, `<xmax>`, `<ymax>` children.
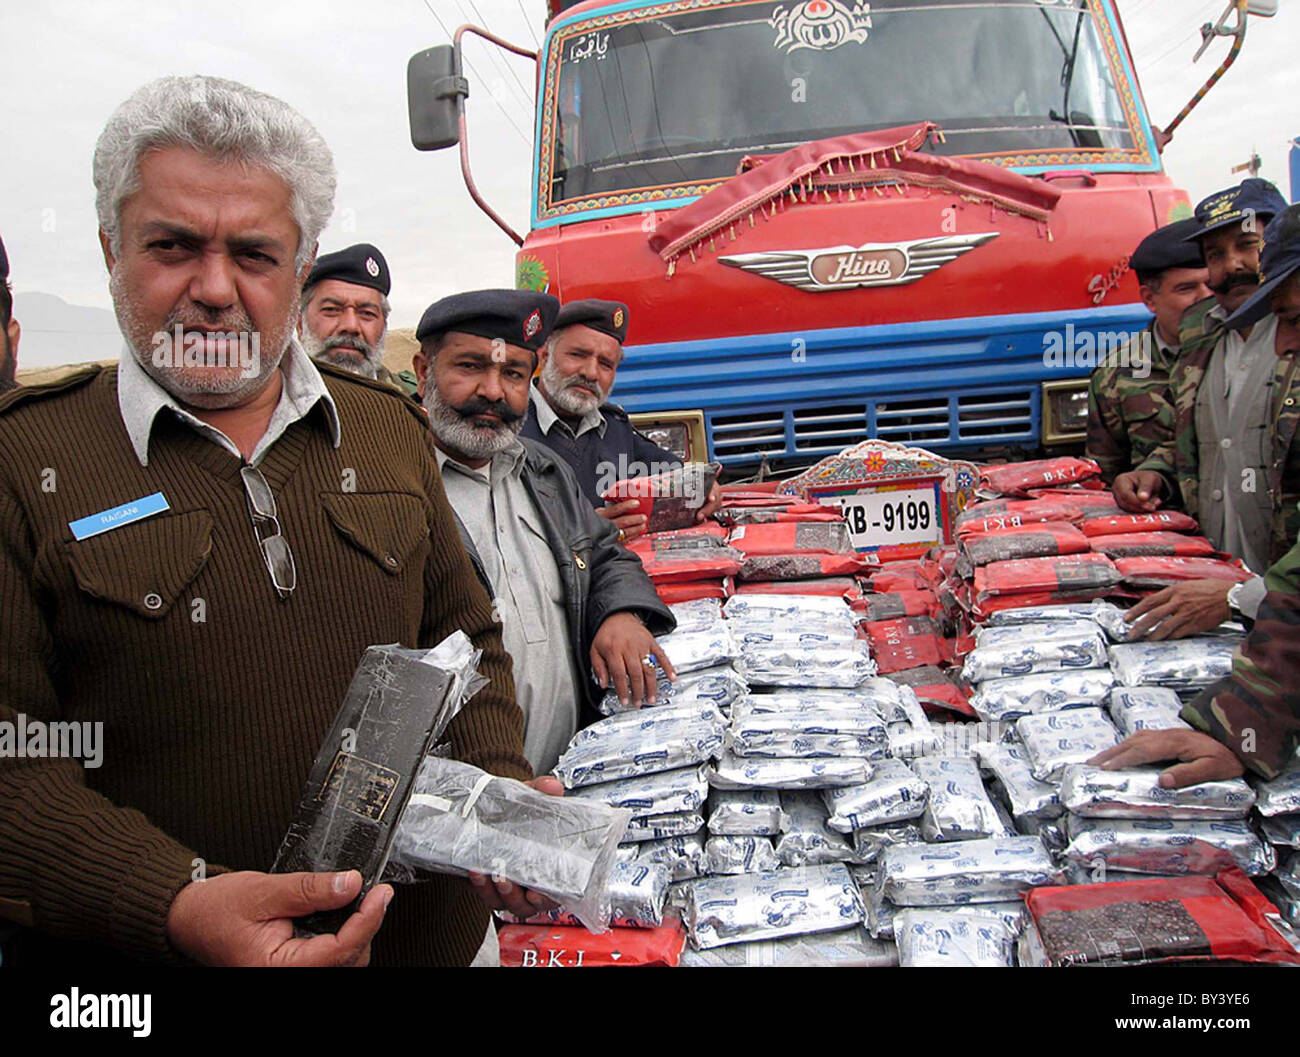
<box><xmin>1287</xmin><ymin>398</ymin><xmax>1296</xmax><ymax>407</ymax></box>
<box><xmin>1221</xmin><ymin>438</ymin><xmax>1232</xmax><ymax>450</ymax></box>
<box><xmin>143</xmin><ymin>593</ymin><xmax>163</xmax><ymax>611</ymax></box>
<box><xmin>384</xmin><ymin>555</ymin><xmax>399</xmax><ymax>569</ymax></box>
<box><xmin>1211</xmin><ymin>489</ymin><xmax>1224</xmax><ymax>501</ymax></box>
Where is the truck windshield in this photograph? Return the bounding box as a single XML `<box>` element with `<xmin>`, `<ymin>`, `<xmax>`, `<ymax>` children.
<box><xmin>545</xmin><ymin>0</ymin><xmax>1137</xmax><ymax>205</ymax></box>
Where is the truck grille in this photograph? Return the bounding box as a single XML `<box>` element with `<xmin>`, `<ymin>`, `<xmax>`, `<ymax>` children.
<box><xmin>708</xmin><ymin>387</ymin><xmax>1037</xmax><ymax>466</ymax></box>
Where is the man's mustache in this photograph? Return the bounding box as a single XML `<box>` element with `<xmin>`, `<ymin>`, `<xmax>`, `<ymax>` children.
<box><xmin>323</xmin><ymin>335</ymin><xmax>373</xmax><ymax>356</ymax></box>
<box><xmin>451</xmin><ymin>396</ymin><xmax>523</xmax><ymax>425</ymax></box>
<box><xmin>1211</xmin><ymin>270</ymin><xmax>1260</xmax><ymax>296</ymax></box>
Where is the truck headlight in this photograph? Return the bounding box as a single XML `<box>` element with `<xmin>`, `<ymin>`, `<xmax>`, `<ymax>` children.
<box><xmin>627</xmin><ymin>410</ymin><xmax>707</xmax><ymax>462</ymax></box>
<box><xmin>1042</xmin><ymin>380</ymin><xmax>1089</xmax><ymax>444</ymax></box>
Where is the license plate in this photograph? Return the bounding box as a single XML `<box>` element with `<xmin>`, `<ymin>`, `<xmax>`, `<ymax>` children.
<box><xmin>818</xmin><ymin>488</ymin><xmax>941</xmax><ymax>551</ymax></box>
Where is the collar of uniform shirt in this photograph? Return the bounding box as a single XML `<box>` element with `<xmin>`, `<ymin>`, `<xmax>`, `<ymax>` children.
<box><xmin>434</xmin><ymin>438</ymin><xmax>529</xmax><ymax>484</ymax></box>
<box><xmin>117</xmin><ymin>336</ymin><xmax>341</xmax><ymax>468</ymax></box>
<box><xmin>529</xmin><ymin>378</ymin><xmax>606</xmax><ymax>439</ymax></box>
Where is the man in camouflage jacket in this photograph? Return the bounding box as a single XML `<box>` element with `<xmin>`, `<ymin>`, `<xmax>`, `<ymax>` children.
<box><xmin>1086</xmin><ymin>219</ymin><xmax>1208</xmax><ymax>484</ymax></box>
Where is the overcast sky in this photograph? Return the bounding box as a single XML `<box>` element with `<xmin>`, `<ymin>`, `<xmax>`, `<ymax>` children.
<box><xmin>3</xmin><ymin>0</ymin><xmax>1297</xmax><ymax>366</ymax></box>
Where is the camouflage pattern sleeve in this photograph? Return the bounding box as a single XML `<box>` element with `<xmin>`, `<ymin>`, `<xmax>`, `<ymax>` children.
<box><xmin>1085</xmin><ymin>363</ymin><xmax>1130</xmax><ymax>485</ymax></box>
<box><xmin>1181</xmin><ymin>537</ymin><xmax>1300</xmax><ymax>778</ymax></box>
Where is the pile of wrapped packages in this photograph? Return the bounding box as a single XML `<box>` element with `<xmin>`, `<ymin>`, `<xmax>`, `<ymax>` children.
<box><xmin>487</xmin><ymin>456</ymin><xmax>1300</xmax><ymax>967</ymax></box>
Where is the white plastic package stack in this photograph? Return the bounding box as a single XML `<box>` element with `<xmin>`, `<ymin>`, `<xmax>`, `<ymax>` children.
<box><xmin>1105</xmin><ymin>686</ymin><xmax>1191</xmax><ymax>737</ymax></box>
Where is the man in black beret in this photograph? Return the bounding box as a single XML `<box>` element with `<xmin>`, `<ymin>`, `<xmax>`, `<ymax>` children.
<box><xmin>0</xmin><ymin>234</ymin><xmax>19</xmax><ymax>391</ymax></box>
<box><xmin>412</xmin><ymin>289</ymin><xmax>675</xmax><ymax>778</ymax></box>
<box><xmin>521</xmin><ymin>297</ymin><xmax>719</xmax><ymax>542</ymax></box>
<box><xmin>298</xmin><ymin>242</ymin><xmax>413</xmax><ymax>394</ymax></box>
<box><xmin>1085</xmin><ymin>218</ymin><xmax>1209</xmax><ymax>484</ymax></box>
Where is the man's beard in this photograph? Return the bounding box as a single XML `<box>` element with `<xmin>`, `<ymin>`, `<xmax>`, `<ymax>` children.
<box><xmin>301</xmin><ymin>329</ymin><xmax>384</xmax><ymax>380</ymax></box>
<box><xmin>540</xmin><ymin>352</ymin><xmax>607</xmax><ymax>416</ymax></box>
<box><xmin>423</xmin><ymin>385</ymin><xmax>524</xmax><ymax>462</ymax></box>
<box><xmin>110</xmin><ymin>268</ymin><xmax>289</xmax><ymax>408</ymax></box>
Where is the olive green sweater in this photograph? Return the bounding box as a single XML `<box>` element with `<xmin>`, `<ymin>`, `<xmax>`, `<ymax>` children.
<box><xmin>0</xmin><ymin>363</ymin><xmax>530</xmax><ymax>967</ymax></box>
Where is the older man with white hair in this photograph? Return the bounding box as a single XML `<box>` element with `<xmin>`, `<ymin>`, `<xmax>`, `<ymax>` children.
<box><xmin>0</xmin><ymin>75</ymin><xmax>547</xmax><ymax>968</ymax></box>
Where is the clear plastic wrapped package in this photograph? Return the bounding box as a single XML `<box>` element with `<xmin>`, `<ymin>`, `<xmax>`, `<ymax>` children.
<box><xmin>497</xmin><ymin>860</ymin><xmax>672</xmax><ymax>930</ymax></box>
<box><xmin>776</xmin><ymin>791</ymin><xmax>855</xmax><ymax>866</ymax></box>
<box><xmin>882</xmin><ymin>687</ymin><xmax>941</xmax><ymax>759</ymax></box>
<box><xmin>685</xmin><ymin>864</ymin><xmax>867</xmax><ymax>950</ymax></box>
<box><xmin>911</xmin><ymin>756</ymin><xmax>1010</xmax><ymax>842</ymax></box>
<box><xmin>851</xmin><ymin>821</ymin><xmax>926</xmax><ymax>864</ymax></box>
<box><xmin>621</xmin><ymin>811</ymin><xmax>706</xmax><ymax>842</ymax></box>
<box><xmin>1107</xmin><ymin>638</ymin><xmax>1241</xmax><ymax>692</ymax></box>
<box><xmin>1106</xmin><ymin>686</ymin><xmax>1191</xmax><ymax>737</ymax></box>
<box><xmin>961</xmin><ymin>629</ymin><xmax>1108</xmax><ymax>684</ymax></box>
<box><xmin>667</xmin><ymin>598</ymin><xmax>725</xmax><ymax>633</ymax></box>
<box><xmin>973</xmin><ymin>739</ymin><xmax>1063</xmax><ymax>822</ymax></box>
<box><xmin>970</xmin><ymin>670</ymin><xmax>1115</xmax><ymax>722</ymax></box>
<box><xmin>391</xmin><ymin>756</ymin><xmax>632</xmax><ymax>931</ymax></box>
<box><xmin>1254</xmin><ymin>766</ymin><xmax>1300</xmax><ymax>818</ymax></box>
<box><xmin>986</xmin><ymin>600</ymin><xmax>1121</xmax><ymax>627</ymax></box>
<box><xmin>1016</xmin><ymin>708</ymin><xmax>1121</xmax><ymax>782</ymax></box>
<box><xmin>571</xmin><ymin>764</ymin><xmax>709</xmax><ymax>819</ymax></box>
<box><xmin>679</xmin><ymin>927</ymin><xmax>897</xmax><ymax>967</ymax></box>
<box><xmin>707</xmin><ymin>787</ymin><xmax>786</xmax><ymax>836</ymax></box>
<box><xmin>723</xmin><ymin>593</ymin><xmax>858</xmax><ymax>623</ymax></box>
<box><xmin>731</xmin><ymin>623</ymin><xmax>861</xmax><ymax>647</ymax></box>
<box><xmin>1064</xmin><ymin>816</ymin><xmax>1276</xmax><ymax>876</ymax></box>
<box><xmin>895</xmin><ymin>908</ymin><xmax>1018</xmax><ymax>967</ymax></box>
<box><xmin>598</xmin><ymin>665</ymin><xmax>747</xmax><ymax>716</ymax></box>
<box><xmin>973</xmin><ymin>619</ymin><xmax>1105</xmax><ymax>651</ymax></box>
<box><xmin>1059</xmin><ymin>765</ymin><xmax>1255</xmax><ymax>820</ymax></box>
<box><xmin>880</xmin><ymin>836</ymin><xmax>1059</xmax><ymax>906</ymax></box>
<box><xmin>708</xmin><ymin>750</ymin><xmax>871</xmax><ymax>790</ymax></box>
<box><xmin>556</xmin><ymin>715</ymin><xmax>725</xmax><ymax>789</ymax></box>
<box><xmin>740</xmin><ymin>639</ymin><xmax>877</xmax><ymax>689</ymax></box>
<box><xmin>823</xmin><ymin>759</ymin><xmax>929</xmax><ymax>833</ymax></box>
<box><xmin>652</xmin><ymin>625</ymin><xmax>739</xmax><ymax>676</ymax></box>
<box><xmin>634</xmin><ymin>834</ymin><xmax>708</xmax><ymax>881</ymax></box>
<box><xmin>726</xmin><ymin>706</ymin><xmax>889</xmax><ymax>759</ymax></box>
<box><xmin>570</xmin><ymin>706</ymin><xmax>725</xmax><ymax>746</ymax></box>
<box><xmin>704</xmin><ymin>835</ymin><xmax>780</xmax><ymax>875</ymax></box>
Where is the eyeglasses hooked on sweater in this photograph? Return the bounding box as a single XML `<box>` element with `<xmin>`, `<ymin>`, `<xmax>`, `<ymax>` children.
<box><xmin>240</xmin><ymin>465</ymin><xmax>297</xmax><ymax>599</ymax></box>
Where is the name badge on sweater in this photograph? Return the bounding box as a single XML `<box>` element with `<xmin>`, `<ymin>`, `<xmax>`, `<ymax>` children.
<box><xmin>69</xmin><ymin>492</ymin><xmax>170</xmax><ymax>541</ymax></box>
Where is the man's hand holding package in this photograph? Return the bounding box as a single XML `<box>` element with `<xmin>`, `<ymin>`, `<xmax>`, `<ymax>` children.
<box><xmin>1088</xmin><ymin>729</ymin><xmax>1245</xmax><ymax>789</ymax></box>
<box><xmin>597</xmin><ymin>498</ymin><xmax>649</xmax><ymax>542</ymax></box>
<box><xmin>1124</xmin><ymin>579</ymin><xmax>1232</xmax><ymax>640</ymax></box>
<box><xmin>469</xmin><ymin>776</ymin><xmax>566</xmax><ymax>917</ymax></box>
<box><xmin>591</xmin><ymin>611</ymin><xmax>676</xmax><ymax>708</ymax></box>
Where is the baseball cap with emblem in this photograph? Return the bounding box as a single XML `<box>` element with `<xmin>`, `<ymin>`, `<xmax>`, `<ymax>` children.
<box><xmin>416</xmin><ymin>289</ymin><xmax>560</xmax><ymax>352</ymax></box>
<box><xmin>1184</xmin><ymin>178</ymin><xmax>1287</xmax><ymax>243</ymax></box>
<box><xmin>1224</xmin><ymin>204</ymin><xmax>1300</xmax><ymax>329</ymax></box>
<box><xmin>305</xmin><ymin>242</ymin><xmax>391</xmax><ymax>296</ymax></box>
<box><xmin>554</xmin><ymin>298</ymin><xmax>630</xmax><ymax>344</ymax></box>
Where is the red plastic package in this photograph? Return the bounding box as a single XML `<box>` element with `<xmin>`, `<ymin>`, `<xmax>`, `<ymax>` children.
<box><xmin>853</xmin><ymin>589</ymin><xmax>941</xmax><ymax>622</ymax></box>
<box><xmin>974</xmin><ymin>553</ymin><xmax>1121</xmax><ymax>602</ymax></box>
<box><xmin>864</xmin><ymin>616</ymin><xmax>947</xmax><ymax>674</ymax></box>
<box><xmin>1115</xmin><ymin>555</ymin><xmax>1255</xmax><ymax>589</ymax></box>
<box><xmin>956</xmin><ymin>498</ymin><xmax>1091</xmax><ymax>536</ymax></box>
<box><xmin>887</xmin><ymin>665</ymin><xmax>976</xmax><ymax>718</ymax></box>
<box><xmin>656</xmin><ymin>579</ymin><xmax>731</xmax><ymax>604</ymax></box>
<box><xmin>602</xmin><ymin>465</ymin><xmax>720</xmax><ymax>534</ymax></box>
<box><xmin>737</xmin><ymin>552</ymin><xmax>873</xmax><ymax>581</ymax></box>
<box><xmin>1020</xmin><ymin>870</ymin><xmax>1300</xmax><ymax>967</ymax></box>
<box><xmin>960</xmin><ymin>521</ymin><xmax>1091</xmax><ymax>567</ymax></box>
<box><xmin>1088</xmin><ymin>532</ymin><xmax>1217</xmax><ymax>559</ymax></box>
<box><xmin>735</xmin><ymin>577</ymin><xmax>864</xmax><ymax>601</ymax></box>
<box><xmin>1078</xmin><ymin>510</ymin><xmax>1200</xmax><ymax>537</ymax></box>
<box><xmin>637</xmin><ymin>549</ymin><xmax>744</xmax><ymax>584</ymax></box>
<box><xmin>979</xmin><ymin>457</ymin><xmax>1101</xmax><ymax>498</ymax></box>
<box><xmin>869</xmin><ymin>560</ymin><xmax>934</xmax><ymax>592</ymax></box>
<box><xmin>724</xmin><ymin>504</ymin><xmax>843</xmax><ymax>525</ymax></box>
<box><xmin>726</xmin><ymin>522</ymin><xmax>854</xmax><ymax>557</ymax></box>
<box><xmin>498</xmin><ymin>921</ymin><xmax>688</xmax><ymax>967</ymax></box>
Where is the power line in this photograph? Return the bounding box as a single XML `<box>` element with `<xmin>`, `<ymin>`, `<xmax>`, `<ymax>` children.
<box><xmin>463</xmin><ymin>0</ymin><xmax>537</xmax><ymax>106</ymax></box>
<box><xmin>517</xmin><ymin>0</ymin><xmax>541</xmax><ymax>48</ymax></box>
<box><xmin>447</xmin><ymin>0</ymin><xmax>534</xmax><ymax>115</ymax></box>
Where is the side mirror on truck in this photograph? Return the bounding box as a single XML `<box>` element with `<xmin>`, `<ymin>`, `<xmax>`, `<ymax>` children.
<box><xmin>407</xmin><ymin>45</ymin><xmax>466</xmax><ymax>151</ymax></box>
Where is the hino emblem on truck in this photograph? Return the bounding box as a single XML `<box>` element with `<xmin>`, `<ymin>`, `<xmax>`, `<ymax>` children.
<box><xmin>718</xmin><ymin>232</ymin><xmax>999</xmax><ymax>292</ymax></box>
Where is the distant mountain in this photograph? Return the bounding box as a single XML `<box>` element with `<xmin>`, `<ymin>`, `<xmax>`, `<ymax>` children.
<box><xmin>11</xmin><ymin>291</ymin><xmax>121</xmax><ymax>370</ymax></box>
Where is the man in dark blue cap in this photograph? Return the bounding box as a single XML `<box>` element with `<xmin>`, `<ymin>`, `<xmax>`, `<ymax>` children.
<box><xmin>520</xmin><ymin>298</ymin><xmax>720</xmax><ymax>542</ymax></box>
<box><xmin>411</xmin><ymin>289</ymin><xmax>676</xmax><ymax>777</ymax></box>
<box><xmin>1086</xmin><ymin>218</ymin><xmax>1209</xmax><ymax>484</ymax></box>
<box><xmin>298</xmin><ymin>242</ymin><xmax>413</xmax><ymax>394</ymax></box>
<box><xmin>1115</xmin><ymin>179</ymin><xmax>1300</xmax><ymax>641</ymax></box>
<box><xmin>0</xmin><ymin>234</ymin><xmax>18</xmax><ymax>391</ymax></box>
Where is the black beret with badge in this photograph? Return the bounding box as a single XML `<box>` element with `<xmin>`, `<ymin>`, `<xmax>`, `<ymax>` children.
<box><xmin>1129</xmin><ymin>218</ymin><xmax>1204</xmax><ymax>276</ymax></box>
<box><xmin>554</xmin><ymin>298</ymin><xmax>630</xmax><ymax>344</ymax></box>
<box><xmin>416</xmin><ymin>288</ymin><xmax>560</xmax><ymax>352</ymax></box>
<box><xmin>306</xmin><ymin>242</ymin><xmax>391</xmax><ymax>296</ymax></box>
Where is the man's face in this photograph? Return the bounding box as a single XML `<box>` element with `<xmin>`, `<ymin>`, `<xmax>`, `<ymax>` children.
<box><xmin>1200</xmin><ymin>221</ymin><xmax>1264</xmax><ymax>316</ymax></box>
<box><xmin>415</xmin><ymin>331</ymin><xmax>533</xmax><ymax>462</ymax></box>
<box><xmin>1141</xmin><ymin>266</ymin><xmax>1211</xmax><ymax>345</ymax></box>
<box><xmin>538</xmin><ymin>324</ymin><xmax>621</xmax><ymax>417</ymax></box>
<box><xmin>101</xmin><ymin>146</ymin><xmax>311</xmax><ymax>409</ymax></box>
<box><xmin>1271</xmin><ymin>271</ymin><xmax>1300</xmax><ymax>331</ymax></box>
<box><xmin>299</xmin><ymin>278</ymin><xmax>386</xmax><ymax>379</ymax></box>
